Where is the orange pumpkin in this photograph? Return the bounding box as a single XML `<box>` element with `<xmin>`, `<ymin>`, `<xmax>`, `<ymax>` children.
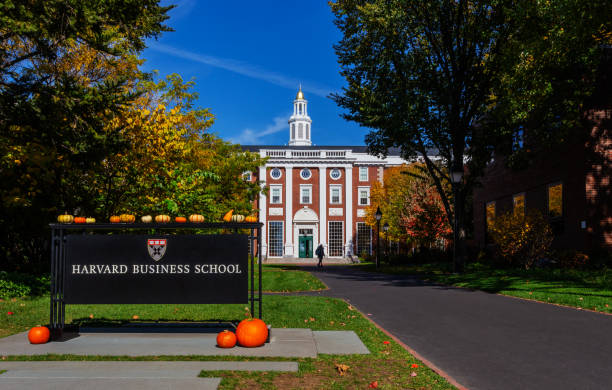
<box><xmin>155</xmin><ymin>215</ymin><xmax>170</xmax><ymax>223</ymax></box>
<box><xmin>236</xmin><ymin>318</ymin><xmax>268</xmax><ymax>348</ymax></box>
<box><xmin>120</xmin><ymin>214</ymin><xmax>135</xmax><ymax>223</ymax></box>
<box><xmin>222</xmin><ymin>210</ymin><xmax>233</xmax><ymax>222</ymax></box>
<box><xmin>189</xmin><ymin>214</ymin><xmax>204</xmax><ymax>223</ymax></box>
<box><xmin>245</xmin><ymin>215</ymin><xmax>258</xmax><ymax>223</ymax></box>
<box><xmin>109</xmin><ymin>215</ymin><xmax>121</xmax><ymax>223</ymax></box>
<box><xmin>216</xmin><ymin>330</ymin><xmax>237</xmax><ymax>348</ymax></box>
<box><xmin>74</xmin><ymin>217</ymin><xmax>86</xmax><ymax>224</ymax></box>
<box><xmin>28</xmin><ymin>326</ymin><xmax>50</xmax><ymax>344</ymax></box>
<box><xmin>175</xmin><ymin>216</ymin><xmax>187</xmax><ymax>223</ymax></box>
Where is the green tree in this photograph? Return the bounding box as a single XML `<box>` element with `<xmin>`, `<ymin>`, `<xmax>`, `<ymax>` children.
<box><xmin>330</xmin><ymin>0</ymin><xmax>611</xmax><ymax>270</ymax></box>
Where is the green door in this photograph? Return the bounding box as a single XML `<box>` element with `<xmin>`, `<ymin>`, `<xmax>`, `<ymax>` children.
<box><xmin>299</xmin><ymin>236</ymin><xmax>313</xmax><ymax>258</ymax></box>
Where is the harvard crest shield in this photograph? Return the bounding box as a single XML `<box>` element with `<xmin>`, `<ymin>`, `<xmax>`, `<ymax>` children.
<box><xmin>147</xmin><ymin>239</ymin><xmax>167</xmax><ymax>261</ymax></box>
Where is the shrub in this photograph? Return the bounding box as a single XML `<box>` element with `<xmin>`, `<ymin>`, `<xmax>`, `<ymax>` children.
<box><xmin>488</xmin><ymin>209</ymin><xmax>553</xmax><ymax>269</ymax></box>
<box><xmin>0</xmin><ymin>271</ymin><xmax>50</xmax><ymax>299</ymax></box>
<box><xmin>556</xmin><ymin>250</ymin><xmax>590</xmax><ymax>269</ymax></box>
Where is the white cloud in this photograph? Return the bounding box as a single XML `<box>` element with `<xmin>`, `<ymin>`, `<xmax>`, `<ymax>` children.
<box><xmin>147</xmin><ymin>43</ymin><xmax>333</xmax><ymax>98</ymax></box>
<box><xmin>230</xmin><ymin>116</ymin><xmax>288</xmax><ymax>145</ymax></box>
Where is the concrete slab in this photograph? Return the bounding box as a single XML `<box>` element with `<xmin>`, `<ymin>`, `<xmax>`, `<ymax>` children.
<box><xmin>0</xmin><ymin>328</ymin><xmax>318</xmax><ymax>358</ymax></box>
<box><xmin>313</xmin><ymin>331</ymin><xmax>370</xmax><ymax>355</ymax></box>
<box><xmin>0</xmin><ymin>378</ymin><xmax>221</xmax><ymax>390</ymax></box>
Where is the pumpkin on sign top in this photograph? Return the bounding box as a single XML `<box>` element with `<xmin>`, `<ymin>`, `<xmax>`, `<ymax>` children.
<box><xmin>74</xmin><ymin>217</ymin><xmax>86</xmax><ymax>224</ymax></box>
<box><xmin>57</xmin><ymin>213</ymin><xmax>74</xmax><ymax>224</ymax></box>
<box><xmin>141</xmin><ymin>215</ymin><xmax>152</xmax><ymax>223</ymax></box>
<box><xmin>245</xmin><ymin>215</ymin><xmax>258</xmax><ymax>223</ymax></box>
<box><xmin>28</xmin><ymin>326</ymin><xmax>50</xmax><ymax>344</ymax></box>
<box><xmin>222</xmin><ymin>209</ymin><xmax>233</xmax><ymax>222</ymax></box>
<box><xmin>85</xmin><ymin>217</ymin><xmax>96</xmax><ymax>224</ymax></box>
<box><xmin>189</xmin><ymin>214</ymin><xmax>204</xmax><ymax>223</ymax></box>
<box><xmin>109</xmin><ymin>215</ymin><xmax>121</xmax><ymax>223</ymax></box>
<box><xmin>236</xmin><ymin>318</ymin><xmax>268</xmax><ymax>348</ymax></box>
<box><xmin>155</xmin><ymin>215</ymin><xmax>171</xmax><ymax>223</ymax></box>
<box><xmin>231</xmin><ymin>214</ymin><xmax>245</xmax><ymax>223</ymax></box>
<box><xmin>216</xmin><ymin>330</ymin><xmax>237</xmax><ymax>348</ymax></box>
<box><xmin>120</xmin><ymin>214</ymin><xmax>135</xmax><ymax>223</ymax></box>
<box><xmin>175</xmin><ymin>216</ymin><xmax>187</xmax><ymax>223</ymax></box>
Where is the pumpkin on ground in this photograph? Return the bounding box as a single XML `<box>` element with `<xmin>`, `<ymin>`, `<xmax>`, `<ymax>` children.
<box><xmin>245</xmin><ymin>215</ymin><xmax>258</xmax><ymax>223</ymax></box>
<box><xmin>216</xmin><ymin>330</ymin><xmax>237</xmax><ymax>348</ymax></box>
<box><xmin>85</xmin><ymin>217</ymin><xmax>96</xmax><ymax>223</ymax></box>
<box><xmin>120</xmin><ymin>214</ymin><xmax>135</xmax><ymax>223</ymax></box>
<box><xmin>189</xmin><ymin>214</ymin><xmax>204</xmax><ymax>223</ymax></box>
<box><xmin>175</xmin><ymin>216</ymin><xmax>187</xmax><ymax>223</ymax></box>
<box><xmin>109</xmin><ymin>215</ymin><xmax>121</xmax><ymax>223</ymax></box>
<box><xmin>222</xmin><ymin>210</ymin><xmax>234</xmax><ymax>222</ymax></box>
<box><xmin>57</xmin><ymin>214</ymin><xmax>74</xmax><ymax>224</ymax></box>
<box><xmin>231</xmin><ymin>214</ymin><xmax>245</xmax><ymax>223</ymax></box>
<box><xmin>28</xmin><ymin>326</ymin><xmax>50</xmax><ymax>344</ymax></box>
<box><xmin>236</xmin><ymin>318</ymin><xmax>268</xmax><ymax>348</ymax></box>
<box><xmin>141</xmin><ymin>215</ymin><xmax>153</xmax><ymax>223</ymax></box>
<box><xmin>73</xmin><ymin>217</ymin><xmax>86</xmax><ymax>224</ymax></box>
<box><xmin>155</xmin><ymin>215</ymin><xmax>171</xmax><ymax>223</ymax></box>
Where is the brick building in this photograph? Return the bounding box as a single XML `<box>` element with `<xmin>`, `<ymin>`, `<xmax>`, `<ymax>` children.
<box><xmin>473</xmin><ymin>108</ymin><xmax>611</xmax><ymax>255</ymax></box>
<box><xmin>242</xmin><ymin>88</ymin><xmax>409</xmax><ymax>260</ymax></box>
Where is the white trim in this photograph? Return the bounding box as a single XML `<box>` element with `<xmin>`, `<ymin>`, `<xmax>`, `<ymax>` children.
<box><xmin>319</xmin><ymin>166</ymin><xmax>327</xmax><ymax>247</ymax></box>
<box><xmin>258</xmin><ymin>166</ymin><xmax>267</xmax><ymax>257</ymax></box>
<box><xmin>269</xmin><ymin>185</ymin><xmax>282</xmax><ymax>204</ymax></box>
<box><xmin>284</xmin><ymin>167</ymin><xmax>294</xmax><ymax>256</ymax></box>
<box><xmin>345</xmin><ymin>167</ymin><xmax>353</xmax><ymax>255</ymax></box>
<box><xmin>270</xmin><ymin>167</ymin><xmax>282</xmax><ymax>179</ymax></box>
<box><xmin>300</xmin><ymin>168</ymin><xmax>312</xmax><ymax>180</ymax></box>
<box><xmin>329</xmin><ymin>184</ymin><xmax>342</xmax><ymax>205</ymax></box>
<box><xmin>267</xmin><ymin>221</ymin><xmax>284</xmax><ymax>257</ymax></box>
<box><xmin>327</xmin><ymin>220</ymin><xmax>344</xmax><ymax>258</ymax></box>
<box><xmin>358</xmin><ymin>186</ymin><xmax>371</xmax><ymax>206</ymax></box>
<box><xmin>329</xmin><ymin>168</ymin><xmax>342</xmax><ymax>180</ymax></box>
<box><xmin>359</xmin><ymin>166</ymin><xmax>368</xmax><ymax>181</ymax></box>
<box><xmin>294</xmin><ymin>223</ymin><xmax>318</xmax><ymax>259</ymax></box>
<box><xmin>300</xmin><ymin>184</ymin><xmax>312</xmax><ymax>204</ymax></box>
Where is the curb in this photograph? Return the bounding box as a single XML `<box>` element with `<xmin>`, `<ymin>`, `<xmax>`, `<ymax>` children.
<box><xmin>342</xmin><ymin>298</ymin><xmax>469</xmax><ymax>390</ymax></box>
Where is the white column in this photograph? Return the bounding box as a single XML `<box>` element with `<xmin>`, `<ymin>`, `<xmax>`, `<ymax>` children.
<box><xmin>284</xmin><ymin>166</ymin><xmax>294</xmax><ymax>257</ymax></box>
<box><xmin>345</xmin><ymin>166</ymin><xmax>353</xmax><ymax>256</ymax></box>
<box><xmin>319</xmin><ymin>166</ymin><xmax>327</xmax><ymax>249</ymax></box>
<box><xmin>258</xmin><ymin>166</ymin><xmax>267</xmax><ymax>257</ymax></box>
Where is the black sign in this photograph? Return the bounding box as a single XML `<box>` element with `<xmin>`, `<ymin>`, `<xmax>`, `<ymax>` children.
<box><xmin>64</xmin><ymin>234</ymin><xmax>248</xmax><ymax>304</ymax></box>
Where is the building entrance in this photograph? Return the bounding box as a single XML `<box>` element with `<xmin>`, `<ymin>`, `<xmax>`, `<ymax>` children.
<box><xmin>298</xmin><ymin>229</ymin><xmax>313</xmax><ymax>258</ymax></box>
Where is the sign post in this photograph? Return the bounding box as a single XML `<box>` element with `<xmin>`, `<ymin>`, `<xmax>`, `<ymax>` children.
<box><xmin>49</xmin><ymin>222</ymin><xmax>263</xmax><ymax>340</ymax></box>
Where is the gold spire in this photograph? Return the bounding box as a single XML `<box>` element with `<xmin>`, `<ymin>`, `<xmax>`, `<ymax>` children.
<box><xmin>296</xmin><ymin>85</ymin><xmax>305</xmax><ymax>100</ymax></box>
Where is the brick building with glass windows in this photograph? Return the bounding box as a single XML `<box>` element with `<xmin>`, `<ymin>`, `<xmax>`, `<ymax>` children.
<box><xmin>242</xmin><ymin>88</ymin><xmax>408</xmax><ymax>260</ymax></box>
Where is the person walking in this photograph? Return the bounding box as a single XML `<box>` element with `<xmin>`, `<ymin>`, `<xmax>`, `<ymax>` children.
<box><xmin>315</xmin><ymin>244</ymin><xmax>324</xmax><ymax>268</ymax></box>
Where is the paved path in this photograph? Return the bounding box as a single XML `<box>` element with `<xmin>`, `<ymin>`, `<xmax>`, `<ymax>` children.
<box><xmin>301</xmin><ymin>266</ymin><xmax>612</xmax><ymax>390</ymax></box>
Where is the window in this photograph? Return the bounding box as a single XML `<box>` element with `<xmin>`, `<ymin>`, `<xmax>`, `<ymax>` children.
<box><xmin>513</xmin><ymin>193</ymin><xmax>525</xmax><ymax>218</ymax></box>
<box><xmin>328</xmin><ymin>221</ymin><xmax>344</xmax><ymax>257</ymax></box>
<box><xmin>358</xmin><ymin>187</ymin><xmax>370</xmax><ymax>206</ymax></box>
<box><xmin>330</xmin><ymin>168</ymin><xmax>341</xmax><ymax>180</ymax></box>
<box><xmin>548</xmin><ymin>183</ymin><xmax>563</xmax><ymax>218</ymax></box>
<box><xmin>270</xmin><ymin>186</ymin><xmax>282</xmax><ymax>204</ymax></box>
<box><xmin>359</xmin><ymin>166</ymin><xmax>368</xmax><ymax>181</ymax></box>
<box><xmin>268</xmin><ymin>221</ymin><xmax>283</xmax><ymax>257</ymax></box>
<box><xmin>486</xmin><ymin>201</ymin><xmax>496</xmax><ymax>230</ymax></box>
<box><xmin>300</xmin><ymin>168</ymin><xmax>311</xmax><ymax>180</ymax></box>
<box><xmin>330</xmin><ymin>185</ymin><xmax>342</xmax><ymax>204</ymax></box>
<box><xmin>356</xmin><ymin>222</ymin><xmax>372</xmax><ymax>256</ymax></box>
<box><xmin>298</xmin><ymin>123</ymin><xmax>303</xmax><ymax>138</ymax></box>
<box><xmin>291</xmin><ymin>124</ymin><xmax>295</xmax><ymax>139</ymax></box>
<box><xmin>270</xmin><ymin>168</ymin><xmax>282</xmax><ymax>179</ymax></box>
<box><xmin>300</xmin><ymin>185</ymin><xmax>311</xmax><ymax>204</ymax></box>
<box><xmin>306</xmin><ymin>124</ymin><xmax>310</xmax><ymax>139</ymax></box>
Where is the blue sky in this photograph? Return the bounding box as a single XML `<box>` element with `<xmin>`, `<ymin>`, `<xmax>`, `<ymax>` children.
<box><xmin>142</xmin><ymin>1</ymin><xmax>367</xmax><ymax>146</ymax></box>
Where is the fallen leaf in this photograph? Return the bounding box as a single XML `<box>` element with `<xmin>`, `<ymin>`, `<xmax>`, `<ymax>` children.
<box><xmin>340</xmin><ymin>322</ymin><xmax>346</xmax><ymax>326</ymax></box>
<box><xmin>11</xmin><ymin>298</ymin><xmax>17</xmax><ymax>302</ymax></box>
<box><xmin>335</xmin><ymin>363</ymin><xmax>350</xmax><ymax>376</ymax></box>
<box><xmin>19</xmin><ymin>303</ymin><xmax>25</xmax><ymax>307</ymax></box>
<box><xmin>309</xmin><ymin>317</ymin><xmax>315</xmax><ymax>322</ymax></box>
<box><xmin>7</xmin><ymin>312</ymin><xmax>14</xmax><ymax>315</ymax></box>
<box><xmin>304</xmin><ymin>319</ymin><xmax>308</xmax><ymax>323</ymax></box>
<box><xmin>369</xmin><ymin>380</ymin><xmax>379</xmax><ymax>388</ymax></box>
<box><xmin>578</xmin><ymin>297</ymin><xmax>583</xmax><ymax>301</ymax></box>
<box><xmin>528</xmin><ymin>291</ymin><xmax>532</xmax><ymax>295</ymax></box>
<box><xmin>89</xmin><ymin>314</ymin><xmax>94</xmax><ymax>319</ymax></box>
<box><xmin>348</xmin><ymin>305</ymin><xmax>355</xmax><ymax>311</ymax></box>
<box><xmin>329</xmin><ymin>321</ymin><xmax>335</xmax><ymax>325</ymax></box>
<box><xmin>383</xmin><ymin>341</ymin><xmax>390</xmax><ymax>345</ymax></box>
<box><xmin>132</xmin><ymin>315</ymin><xmax>139</xmax><ymax>320</ymax></box>
<box><xmin>410</xmin><ymin>371</ymin><xmax>417</xmax><ymax>377</ymax></box>
<box><xmin>411</xmin><ymin>363</ymin><xmax>419</xmax><ymax>368</ymax></box>
<box><xmin>606</xmin><ymin>304</ymin><xmax>609</xmax><ymax>308</ymax></box>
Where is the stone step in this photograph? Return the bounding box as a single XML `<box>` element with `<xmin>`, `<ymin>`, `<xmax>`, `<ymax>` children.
<box><xmin>0</xmin><ymin>378</ymin><xmax>221</xmax><ymax>390</ymax></box>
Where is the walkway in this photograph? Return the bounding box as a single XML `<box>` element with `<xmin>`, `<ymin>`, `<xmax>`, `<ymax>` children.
<box><xmin>301</xmin><ymin>266</ymin><xmax>612</xmax><ymax>390</ymax></box>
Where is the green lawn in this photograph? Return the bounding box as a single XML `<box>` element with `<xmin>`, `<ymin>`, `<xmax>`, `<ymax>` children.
<box><xmin>255</xmin><ymin>265</ymin><xmax>327</xmax><ymax>292</ymax></box>
<box><xmin>358</xmin><ymin>261</ymin><xmax>612</xmax><ymax>314</ymax></box>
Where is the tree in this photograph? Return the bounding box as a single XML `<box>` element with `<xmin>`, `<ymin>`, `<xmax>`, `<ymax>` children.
<box><xmin>330</xmin><ymin>0</ymin><xmax>612</xmax><ymax>270</ymax></box>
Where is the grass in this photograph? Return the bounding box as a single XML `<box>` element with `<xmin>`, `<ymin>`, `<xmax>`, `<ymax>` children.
<box><xmin>357</xmin><ymin>261</ymin><xmax>612</xmax><ymax>314</ymax></box>
<box><xmin>255</xmin><ymin>265</ymin><xmax>326</xmax><ymax>292</ymax></box>
<box><xmin>0</xmin><ymin>268</ymin><xmax>454</xmax><ymax>389</ymax></box>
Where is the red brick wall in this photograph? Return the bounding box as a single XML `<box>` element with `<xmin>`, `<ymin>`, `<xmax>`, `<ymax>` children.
<box><xmin>265</xmin><ymin>167</ymin><xmax>285</xmax><ymax>222</ymax></box>
<box><xmin>292</xmin><ymin>167</ymin><xmax>320</xmax><ymax>243</ymax></box>
<box><xmin>326</xmin><ymin>167</ymin><xmax>346</xmax><ymax>223</ymax></box>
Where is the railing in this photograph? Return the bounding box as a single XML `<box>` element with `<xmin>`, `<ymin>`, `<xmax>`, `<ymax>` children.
<box><xmin>265</xmin><ymin>150</ymin><xmax>287</xmax><ymax>157</ymax></box>
<box><xmin>263</xmin><ymin>149</ymin><xmax>348</xmax><ymax>159</ymax></box>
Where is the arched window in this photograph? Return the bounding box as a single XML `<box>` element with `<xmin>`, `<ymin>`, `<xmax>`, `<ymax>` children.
<box><xmin>306</xmin><ymin>124</ymin><xmax>310</xmax><ymax>139</ymax></box>
<box><xmin>291</xmin><ymin>123</ymin><xmax>295</xmax><ymax>139</ymax></box>
<box><xmin>298</xmin><ymin>123</ymin><xmax>303</xmax><ymax>138</ymax></box>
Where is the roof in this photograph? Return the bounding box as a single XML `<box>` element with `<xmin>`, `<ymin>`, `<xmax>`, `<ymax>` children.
<box><xmin>240</xmin><ymin>145</ymin><xmax>403</xmax><ymax>156</ymax></box>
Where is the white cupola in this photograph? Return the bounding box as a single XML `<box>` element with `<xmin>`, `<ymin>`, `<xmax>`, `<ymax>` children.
<box><xmin>288</xmin><ymin>86</ymin><xmax>312</xmax><ymax>146</ymax></box>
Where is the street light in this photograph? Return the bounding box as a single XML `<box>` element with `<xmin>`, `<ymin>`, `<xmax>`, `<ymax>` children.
<box><xmin>375</xmin><ymin>207</ymin><xmax>382</xmax><ymax>269</ymax></box>
<box><xmin>450</xmin><ymin>169</ymin><xmax>463</xmax><ymax>273</ymax></box>
<box><xmin>383</xmin><ymin>222</ymin><xmax>389</xmax><ymax>262</ymax></box>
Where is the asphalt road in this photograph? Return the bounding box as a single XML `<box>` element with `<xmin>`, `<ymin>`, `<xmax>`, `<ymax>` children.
<box><xmin>302</xmin><ymin>266</ymin><xmax>612</xmax><ymax>390</ymax></box>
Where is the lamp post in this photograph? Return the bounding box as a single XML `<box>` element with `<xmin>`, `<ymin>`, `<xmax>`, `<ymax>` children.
<box><xmin>383</xmin><ymin>222</ymin><xmax>389</xmax><ymax>262</ymax></box>
<box><xmin>450</xmin><ymin>170</ymin><xmax>464</xmax><ymax>273</ymax></box>
<box><xmin>375</xmin><ymin>207</ymin><xmax>382</xmax><ymax>269</ymax></box>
